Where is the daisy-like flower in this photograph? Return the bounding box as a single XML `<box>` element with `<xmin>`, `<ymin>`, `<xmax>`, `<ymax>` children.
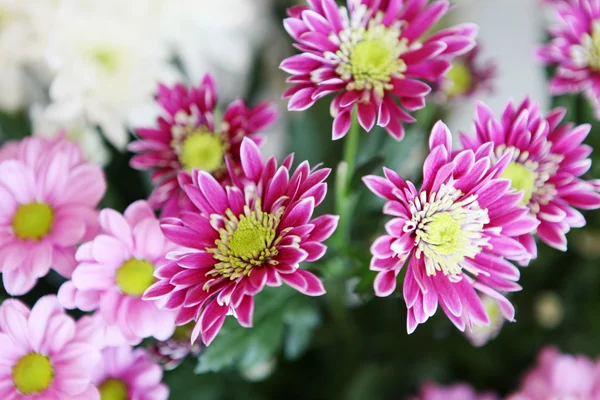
<box><xmin>93</xmin><ymin>345</ymin><xmax>169</xmax><ymax>400</ymax></box>
<box><xmin>363</xmin><ymin>121</ymin><xmax>538</xmax><ymax>333</ymax></box>
<box><xmin>144</xmin><ymin>138</ymin><xmax>338</xmax><ymax>345</ymax></box>
<box><xmin>463</xmin><ymin>295</ymin><xmax>506</xmax><ymax>347</ymax></box>
<box><xmin>280</xmin><ymin>0</ymin><xmax>477</xmax><ymax>140</ymax></box>
<box><xmin>129</xmin><ymin>75</ymin><xmax>277</xmax><ymax>217</ymax></box>
<box><xmin>58</xmin><ymin>200</ymin><xmax>177</xmax><ymax>345</ymax></box>
<box><xmin>537</xmin><ymin>0</ymin><xmax>600</xmax><ymax>117</ymax></box>
<box><xmin>0</xmin><ymin>296</ymin><xmax>101</xmax><ymax>399</ymax></box>
<box><xmin>413</xmin><ymin>382</ymin><xmax>499</xmax><ymax>400</ymax></box>
<box><xmin>459</xmin><ymin>98</ymin><xmax>600</xmax><ymax>254</ymax></box>
<box><xmin>149</xmin><ymin>322</ymin><xmax>202</xmax><ymax>371</ymax></box>
<box><xmin>507</xmin><ymin>347</ymin><xmax>600</xmax><ymax>400</ymax></box>
<box><xmin>0</xmin><ymin>136</ymin><xmax>105</xmax><ymax>295</ymax></box>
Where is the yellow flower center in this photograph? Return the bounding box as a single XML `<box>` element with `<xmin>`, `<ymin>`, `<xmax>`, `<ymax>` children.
<box><xmin>12</xmin><ymin>202</ymin><xmax>54</xmax><ymax>241</ymax></box>
<box><xmin>445</xmin><ymin>61</ymin><xmax>473</xmax><ymax>97</ymax></box>
<box><xmin>581</xmin><ymin>20</ymin><xmax>600</xmax><ymax>72</ymax></box>
<box><xmin>12</xmin><ymin>353</ymin><xmax>54</xmax><ymax>395</ymax></box>
<box><xmin>420</xmin><ymin>212</ymin><xmax>462</xmax><ymax>255</ymax></box>
<box><xmin>99</xmin><ymin>378</ymin><xmax>128</xmax><ymax>400</ymax></box>
<box><xmin>116</xmin><ymin>258</ymin><xmax>155</xmax><ymax>296</ymax></box>
<box><xmin>179</xmin><ymin>130</ymin><xmax>225</xmax><ymax>173</ymax></box>
<box><xmin>501</xmin><ymin>162</ymin><xmax>536</xmax><ymax>206</ymax></box>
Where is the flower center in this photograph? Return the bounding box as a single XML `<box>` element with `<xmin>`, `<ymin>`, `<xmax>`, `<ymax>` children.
<box><xmin>501</xmin><ymin>161</ymin><xmax>536</xmax><ymax>206</ymax></box>
<box><xmin>12</xmin><ymin>353</ymin><xmax>54</xmax><ymax>395</ymax></box>
<box><xmin>178</xmin><ymin>131</ymin><xmax>225</xmax><ymax>173</ymax></box>
<box><xmin>116</xmin><ymin>258</ymin><xmax>155</xmax><ymax>296</ymax></box>
<box><xmin>12</xmin><ymin>202</ymin><xmax>54</xmax><ymax>241</ymax></box>
<box><xmin>91</xmin><ymin>48</ymin><xmax>120</xmax><ymax>74</ymax></box>
<box><xmin>99</xmin><ymin>378</ymin><xmax>128</xmax><ymax>400</ymax></box>
<box><xmin>419</xmin><ymin>212</ymin><xmax>462</xmax><ymax>255</ymax></box>
<box><xmin>579</xmin><ymin>20</ymin><xmax>600</xmax><ymax>72</ymax></box>
<box><xmin>445</xmin><ymin>61</ymin><xmax>473</xmax><ymax>97</ymax></box>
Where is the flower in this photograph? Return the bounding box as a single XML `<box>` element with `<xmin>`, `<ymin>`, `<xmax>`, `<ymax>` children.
<box><xmin>280</xmin><ymin>0</ymin><xmax>477</xmax><ymax>140</ymax></box>
<box><xmin>363</xmin><ymin>121</ymin><xmax>538</xmax><ymax>333</ymax></box>
<box><xmin>149</xmin><ymin>322</ymin><xmax>202</xmax><ymax>371</ymax></box>
<box><xmin>413</xmin><ymin>381</ymin><xmax>499</xmax><ymax>400</ymax></box>
<box><xmin>144</xmin><ymin>138</ymin><xmax>338</xmax><ymax>345</ymax></box>
<box><xmin>0</xmin><ymin>296</ymin><xmax>101</xmax><ymax>399</ymax></box>
<box><xmin>507</xmin><ymin>347</ymin><xmax>600</xmax><ymax>400</ymax></box>
<box><xmin>93</xmin><ymin>345</ymin><xmax>169</xmax><ymax>400</ymax></box>
<box><xmin>537</xmin><ymin>0</ymin><xmax>600</xmax><ymax>117</ymax></box>
<box><xmin>0</xmin><ymin>136</ymin><xmax>105</xmax><ymax>295</ymax></box>
<box><xmin>129</xmin><ymin>75</ymin><xmax>277</xmax><ymax>217</ymax></box>
<box><xmin>463</xmin><ymin>295</ymin><xmax>506</xmax><ymax>347</ymax></box>
<box><xmin>459</xmin><ymin>98</ymin><xmax>600</xmax><ymax>254</ymax></box>
<box><xmin>58</xmin><ymin>200</ymin><xmax>177</xmax><ymax>345</ymax></box>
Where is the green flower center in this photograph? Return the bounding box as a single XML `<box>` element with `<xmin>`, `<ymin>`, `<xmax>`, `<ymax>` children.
<box><xmin>90</xmin><ymin>48</ymin><xmax>120</xmax><ymax>74</ymax></box>
<box><xmin>228</xmin><ymin>217</ymin><xmax>275</xmax><ymax>260</ymax></box>
<box><xmin>179</xmin><ymin>131</ymin><xmax>225</xmax><ymax>173</ymax></box>
<box><xmin>116</xmin><ymin>258</ymin><xmax>155</xmax><ymax>296</ymax></box>
<box><xmin>501</xmin><ymin>162</ymin><xmax>536</xmax><ymax>206</ymax></box>
<box><xmin>445</xmin><ymin>61</ymin><xmax>473</xmax><ymax>97</ymax></box>
<box><xmin>99</xmin><ymin>378</ymin><xmax>128</xmax><ymax>400</ymax></box>
<box><xmin>421</xmin><ymin>212</ymin><xmax>462</xmax><ymax>255</ymax></box>
<box><xmin>582</xmin><ymin>20</ymin><xmax>600</xmax><ymax>72</ymax></box>
<box><xmin>12</xmin><ymin>202</ymin><xmax>54</xmax><ymax>241</ymax></box>
<box><xmin>12</xmin><ymin>353</ymin><xmax>54</xmax><ymax>395</ymax></box>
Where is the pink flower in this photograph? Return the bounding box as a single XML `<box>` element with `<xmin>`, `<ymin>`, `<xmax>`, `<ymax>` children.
<box><xmin>462</xmin><ymin>295</ymin><xmax>506</xmax><ymax>347</ymax></box>
<box><xmin>459</xmin><ymin>99</ymin><xmax>600</xmax><ymax>254</ymax></box>
<box><xmin>144</xmin><ymin>138</ymin><xmax>338</xmax><ymax>345</ymax></box>
<box><xmin>0</xmin><ymin>136</ymin><xmax>105</xmax><ymax>295</ymax></box>
<box><xmin>508</xmin><ymin>347</ymin><xmax>600</xmax><ymax>400</ymax></box>
<box><xmin>0</xmin><ymin>296</ymin><xmax>101</xmax><ymax>399</ymax></box>
<box><xmin>280</xmin><ymin>0</ymin><xmax>477</xmax><ymax>140</ymax></box>
<box><xmin>58</xmin><ymin>200</ymin><xmax>177</xmax><ymax>345</ymax></box>
<box><xmin>414</xmin><ymin>382</ymin><xmax>499</xmax><ymax>400</ymax></box>
<box><xmin>129</xmin><ymin>75</ymin><xmax>277</xmax><ymax>217</ymax></box>
<box><xmin>93</xmin><ymin>345</ymin><xmax>169</xmax><ymax>400</ymax></box>
<box><xmin>537</xmin><ymin>0</ymin><xmax>600</xmax><ymax>117</ymax></box>
<box><xmin>363</xmin><ymin>121</ymin><xmax>538</xmax><ymax>333</ymax></box>
<box><xmin>149</xmin><ymin>322</ymin><xmax>202</xmax><ymax>371</ymax></box>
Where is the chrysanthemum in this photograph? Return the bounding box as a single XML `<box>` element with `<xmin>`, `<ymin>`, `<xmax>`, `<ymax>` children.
<box><xmin>149</xmin><ymin>322</ymin><xmax>202</xmax><ymax>370</ymax></box>
<box><xmin>58</xmin><ymin>200</ymin><xmax>177</xmax><ymax>345</ymax></box>
<box><xmin>537</xmin><ymin>0</ymin><xmax>600</xmax><ymax>117</ymax></box>
<box><xmin>507</xmin><ymin>347</ymin><xmax>600</xmax><ymax>400</ymax></box>
<box><xmin>92</xmin><ymin>345</ymin><xmax>169</xmax><ymax>400</ymax></box>
<box><xmin>144</xmin><ymin>138</ymin><xmax>338</xmax><ymax>345</ymax></box>
<box><xmin>363</xmin><ymin>121</ymin><xmax>538</xmax><ymax>333</ymax></box>
<box><xmin>280</xmin><ymin>0</ymin><xmax>477</xmax><ymax>140</ymax></box>
<box><xmin>129</xmin><ymin>75</ymin><xmax>277</xmax><ymax>217</ymax></box>
<box><xmin>0</xmin><ymin>296</ymin><xmax>101</xmax><ymax>399</ymax></box>
<box><xmin>460</xmin><ymin>99</ymin><xmax>600</xmax><ymax>254</ymax></box>
<box><xmin>0</xmin><ymin>136</ymin><xmax>105</xmax><ymax>295</ymax></box>
<box><xmin>463</xmin><ymin>295</ymin><xmax>506</xmax><ymax>347</ymax></box>
<box><xmin>413</xmin><ymin>382</ymin><xmax>499</xmax><ymax>400</ymax></box>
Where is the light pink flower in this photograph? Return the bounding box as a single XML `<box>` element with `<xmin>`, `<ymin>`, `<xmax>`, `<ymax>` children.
<box><xmin>363</xmin><ymin>121</ymin><xmax>538</xmax><ymax>333</ymax></box>
<box><xmin>414</xmin><ymin>381</ymin><xmax>499</xmax><ymax>400</ymax></box>
<box><xmin>460</xmin><ymin>99</ymin><xmax>600</xmax><ymax>254</ymax></box>
<box><xmin>58</xmin><ymin>200</ymin><xmax>177</xmax><ymax>345</ymax></box>
<box><xmin>0</xmin><ymin>136</ymin><xmax>105</xmax><ymax>295</ymax></box>
<box><xmin>129</xmin><ymin>75</ymin><xmax>277</xmax><ymax>217</ymax></box>
<box><xmin>144</xmin><ymin>138</ymin><xmax>338</xmax><ymax>345</ymax></box>
<box><xmin>0</xmin><ymin>295</ymin><xmax>101</xmax><ymax>399</ymax></box>
<box><xmin>93</xmin><ymin>345</ymin><xmax>169</xmax><ymax>400</ymax></box>
<box><xmin>149</xmin><ymin>322</ymin><xmax>202</xmax><ymax>371</ymax></box>
<box><xmin>280</xmin><ymin>0</ymin><xmax>477</xmax><ymax>140</ymax></box>
<box><xmin>508</xmin><ymin>347</ymin><xmax>600</xmax><ymax>400</ymax></box>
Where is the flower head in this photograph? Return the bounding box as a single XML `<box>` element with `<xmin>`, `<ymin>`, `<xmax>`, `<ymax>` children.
<box><xmin>93</xmin><ymin>345</ymin><xmax>169</xmax><ymax>400</ymax></box>
<box><xmin>129</xmin><ymin>75</ymin><xmax>277</xmax><ymax>217</ymax></box>
<box><xmin>0</xmin><ymin>136</ymin><xmax>105</xmax><ymax>295</ymax></box>
<box><xmin>0</xmin><ymin>296</ymin><xmax>101</xmax><ymax>399</ymax></box>
<box><xmin>280</xmin><ymin>0</ymin><xmax>477</xmax><ymax>140</ymax></box>
<box><xmin>144</xmin><ymin>138</ymin><xmax>338</xmax><ymax>345</ymax></box>
<box><xmin>363</xmin><ymin>121</ymin><xmax>538</xmax><ymax>333</ymax></box>
<box><xmin>463</xmin><ymin>294</ymin><xmax>506</xmax><ymax>347</ymax></box>
<box><xmin>149</xmin><ymin>322</ymin><xmax>202</xmax><ymax>371</ymax></box>
<box><xmin>414</xmin><ymin>382</ymin><xmax>499</xmax><ymax>400</ymax></box>
<box><xmin>460</xmin><ymin>98</ymin><xmax>600</xmax><ymax>254</ymax></box>
<box><xmin>58</xmin><ymin>200</ymin><xmax>177</xmax><ymax>345</ymax></box>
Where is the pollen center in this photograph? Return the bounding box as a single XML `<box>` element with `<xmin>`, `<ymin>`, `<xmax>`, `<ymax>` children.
<box><xmin>501</xmin><ymin>162</ymin><xmax>536</xmax><ymax>206</ymax></box>
<box><xmin>445</xmin><ymin>61</ymin><xmax>473</xmax><ymax>97</ymax></box>
<box><xmin>179</xmin><ymin>131</ymin><xmax>225</xmax><ymax>173</ymax></box>
<box><xmin>421</xmin><ymin>212</ymin><xmax>462</xmax><ymax>255</ymax></box>
<box><xmin>12</xmin><ymin>353</ymin><xmax>54</xmax><ymax>395</ymax></box>
<box><xmin>228</xmin><ymin>218</ymin><xmax>273</xmax><ymax>259</ymax></box>
<box><xmin>99</xmin><ymin>378</ymin><xmax>128</xmax><ymax>400</ymax></box>
<box><xmin>12</xmin><ymin>202</ymin><xmax>54</xmax><ymax>241</ymax></box>
<box><xmin>116</xmin><ymin>258</ymin><xmax>155</xmax><ymax>296</ymax></box>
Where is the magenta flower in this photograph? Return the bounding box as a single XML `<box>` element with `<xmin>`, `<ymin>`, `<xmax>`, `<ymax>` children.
<box><xmin>508</xmin><ymin>347</ymin><xmax>600</xmax><ymax>400</ymax></box>
<box><xmin>0</xmin><ymin>296</ymin><xmax>101</xmax><ymax>399</ymax></box>
<box><xmin>144</xmin><ymin>138</ymin><xmax>338</xmax><ymax>345</ymax></box>
<box><xmin>414</xmin><ymin>382</ymin><xmax>499</xmax><ymax>400</ymax></box>
<box><xmin>93</xmin><ymin>345</ymin><xmax>169</xmax><ymax>400</ymax></box>
<box><xmin>537</xmin><ymin>0</ymin><xmax>600</xmax><ymax>116</ymax></box>
<box><xmin>280</xmin><ymin>0</ymin><xmax>477</xmax><ymax>140</ymax></box>
<box><xmin>58</xmin><ymin>200</ymin><xmax>177</xmax><ymax>345</ymax></box>
<box><xmin>129</xmin><ymin>75</ymin><xmax>277</xmax><ymax>217</ymax></box>
<box><xmin>460</xmin><ymin>99</ymin><xmax>600</xmax><ymax>254</ymax></box>
<box><xmin>0</xmin><ymin>136</ymin><xmax>105</xmax><ymax>295</ymax></box>
<box><xmin>363</xmin><ymin>121</ymin><xmax>538</xmax><ymax>333</ymax></box>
